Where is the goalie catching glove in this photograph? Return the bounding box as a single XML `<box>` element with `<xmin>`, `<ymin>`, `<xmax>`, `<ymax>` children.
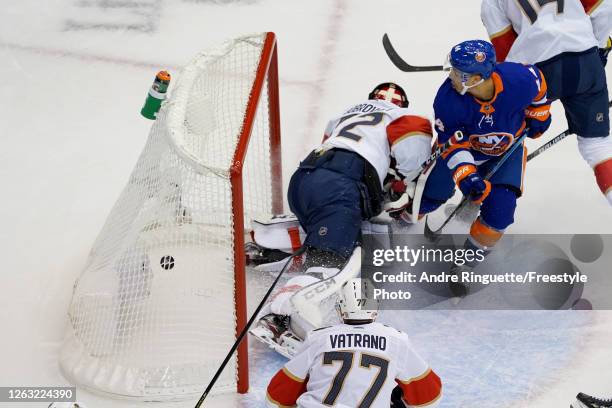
<box><xmin>383</xmin><ymin>168</ymin><xmax>418</xmax><ymax>221</ymax></box>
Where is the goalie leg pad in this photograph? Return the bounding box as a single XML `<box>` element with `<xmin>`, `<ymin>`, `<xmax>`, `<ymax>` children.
<box><xmin>250</xmin><ymin>214</ymin><xmax>304</xmax><ymax>254</ymax></box>
<box><xmin>290</xmin><ymin>247</ymin><xmax>361</xmax><ymax>329</ymax></box>
<box><xmin>269</xmin><ymin>275</ymin><xmax>321</xmax><ymax>316</ymax></box>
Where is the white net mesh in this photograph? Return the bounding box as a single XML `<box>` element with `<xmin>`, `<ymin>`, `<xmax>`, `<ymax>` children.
<box><xmin>60</xmin><ymin>32</ymin><xmax>277</xmax><ymax>400</ymax></box>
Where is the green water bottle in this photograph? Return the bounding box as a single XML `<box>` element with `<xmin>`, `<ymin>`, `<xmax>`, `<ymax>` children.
<box><xmin>141</xmin><ymin>70</ymin><xmax>171</xmax><ymax>120</ymax></box>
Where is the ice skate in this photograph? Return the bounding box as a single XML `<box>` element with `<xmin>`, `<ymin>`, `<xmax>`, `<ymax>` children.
<box><xmin>250</xmin><ymin>314</ymin><xmax>302</xmax><ymax>359</ymax></box>
<box><xmin>572</xmin><ymin>393</ymin><xmax>612</xmax><ymax>408</ymax></box>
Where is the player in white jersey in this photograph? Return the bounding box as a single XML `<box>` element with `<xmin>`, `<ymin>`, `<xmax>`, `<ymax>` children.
<box><xmin>265</xmin><ymin>278</ymin><xmax>442</xmax><ymax>408</ymax></box>
<box><xmin>287</xmin><ymin>83</ymin><xmax>432</xmax><ymax>269</ymax></box>
<box><xmin>481</xmin><ymin>0</ymin><xmax>612</xmax><ymax>205</ymax></box>
<box><xmin>249</xmin><ymin>87</ymin><xmax>432</xmax><ymax>358</ymax></box>
<box><xmin>321</xmin><ymin>87</ymin><xmax>432</xmax><ymax>190</ymax></box>
<box><xmin>481</xmin><ymin>0</ymin><xmax>609</xmax><ymax>63</ymax></box>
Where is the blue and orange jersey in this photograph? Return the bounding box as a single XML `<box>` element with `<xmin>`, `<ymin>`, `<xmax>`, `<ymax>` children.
<box><xmin>433</xmin><ymin>62</ymin><xmax>547</xmax><ymax>164</ymax></box>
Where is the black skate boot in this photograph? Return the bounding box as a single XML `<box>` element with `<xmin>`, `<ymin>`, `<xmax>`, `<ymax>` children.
<box><xmin>572</xmin><ymin>393</ymin><xmax>612</xmax><ymax>408</ymax></box>
<box><xmin>448</xmin><ymin>263</ymin><xmax>470</xmax><ymax>298</ymax></box>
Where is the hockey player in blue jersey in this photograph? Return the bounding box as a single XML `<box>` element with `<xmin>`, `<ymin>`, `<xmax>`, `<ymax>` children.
<box><xmin>410</xmin><ymin>40</ymin><xmax>551</xmax><ymax>251</ymax></box>
<box><xmin>482</xmin><ymin>0</ymin><xmax>612</xmax><ymax>206</ymax></box>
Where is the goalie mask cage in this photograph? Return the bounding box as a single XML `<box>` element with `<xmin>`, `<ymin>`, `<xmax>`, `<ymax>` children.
<box><xmin>59</xmin><ymin>32</ymin><xmax>282</xmax><ymax>400</ymax></box>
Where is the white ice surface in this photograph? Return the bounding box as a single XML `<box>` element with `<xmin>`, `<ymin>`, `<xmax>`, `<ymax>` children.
<box><xmin>1</xmin><ymin>0</ymin><xmax>612</xmax><ymax>407</ymax></box>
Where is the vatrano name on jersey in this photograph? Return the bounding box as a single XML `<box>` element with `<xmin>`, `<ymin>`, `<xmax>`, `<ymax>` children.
<box><xmin>329</xmin><ymin>332</ymin><xmax>386</xmax><ymax>350</ymax></box>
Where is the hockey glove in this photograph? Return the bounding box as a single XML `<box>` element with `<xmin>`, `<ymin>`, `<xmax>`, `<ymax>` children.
<box><xmin>525</xmin><ymin>104</ymin><xmax>552</xmax><ymax>139</ymax></box>
<box><xmin>525</xmin><ymin>116</ymin><xmax>551</xmax><ymax>139</ymax></box>
<box><xmin>384</xmin><ymin>166</ymin><xmax>417</xmax><ymax>212</ymax></box>
<box><xmin>384</xmin><ymin>179</ymin><xmax>417</xmax><ymax>218</ymax></box>
<box><xmin>383</xmin><ymin>167</ymin><xmax>406</xmax><ymax>201</ymax></box>
<box><xmin>453</xmin><ymin>164</ymin><xmax>491</xmax><ymax>204</ymax></box>
<box><xmin>599</xmin><ymin>36</ymin><xmax>612</xmax><ymax>67</ymax></box>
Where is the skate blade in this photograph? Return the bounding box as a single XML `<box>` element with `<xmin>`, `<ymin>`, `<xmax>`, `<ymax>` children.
<box><xmin>249</xmin><ymin>326</ymin><xmax>294</xmax><ymax>359</ymax></box>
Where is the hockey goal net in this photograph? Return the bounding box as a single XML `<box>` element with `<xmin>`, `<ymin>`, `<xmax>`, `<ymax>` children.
<box><xmin>60</xmin><ymin>32</ymin><xmax>282</xmax><ymax>400</ymax></box>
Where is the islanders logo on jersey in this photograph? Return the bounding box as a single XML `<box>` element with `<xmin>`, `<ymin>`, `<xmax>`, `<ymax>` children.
<box><xmin>469</xmin><ymin>132</ymin><xmax>514</xmax><ymax>156</ymax></box>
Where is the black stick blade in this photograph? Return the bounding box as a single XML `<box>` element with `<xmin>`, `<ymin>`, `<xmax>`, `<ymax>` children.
<box><xmin>382</xmin><ymin>34</ymin><xmax>444</xmax><ymax>72</ymax></box>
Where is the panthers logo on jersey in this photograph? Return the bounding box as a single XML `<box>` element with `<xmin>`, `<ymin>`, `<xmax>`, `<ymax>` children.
<box><xmin>469</xmin><ymin>132</ymin><xmax>514</xmax><ymax>156</ymax></box>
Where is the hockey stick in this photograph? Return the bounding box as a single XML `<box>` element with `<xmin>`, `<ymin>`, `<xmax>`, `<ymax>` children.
<box><xmin>527</xmin><ymin>128</ymin><xmax>572</xmax><ymax>161</ymax></box>
<box><xmin>382</xmin><ymin>34</ymin><xmax>444</xmax><ymax>72</ymax></box>
<box><xmin>421</xmin><ymin>131</ymin><xmax>465</xmax><ymax>173</ymax></box>
<box><xmin>410</xmin><ymin>131</ymin><xmax>465</xmax><ymax>221</ymax></box>
<box><xmin>424</xmin><ymin>98</ymin><xmax>611</xmax><ymax>238</ymax></box>
<box><xmin>527</xmin><ymin>99</ymin><xmax>612</xmax><ymax>161</ymax></box>
<box><xmin>194</xmin><ymin>246</ymin><xmax>306</xmax><ymax>407</ymax></box>
<box><xmin>424</xmin><ymin>131</ymin><xmax>529</xmax><ymax>241</ymax></box>
<box><xmin>384</xmin><ymin>131</ymin><xmax>464</xmax><ymax>221</ymax></box>
<box><xmin>422</xmin><ymin>100</ymin><xmax>612</xmax><ymax>235</ymax></box>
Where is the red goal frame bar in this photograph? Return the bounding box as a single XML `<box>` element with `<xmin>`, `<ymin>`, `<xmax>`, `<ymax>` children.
<box><xmin>230</xmin><ymin>32</ymin><xmax>282</xmax><ymax>394</ymax></box>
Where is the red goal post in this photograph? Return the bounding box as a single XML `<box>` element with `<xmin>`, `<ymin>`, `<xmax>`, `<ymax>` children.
<box><xmin>232</xmin><ymin>31</ymin><xmax>283</xmax><ymax>393</ymax></box>
<box><xmin>59</xmin><ymin>32</ymin><xmax>282</xmax><ymax>400</ymax></box>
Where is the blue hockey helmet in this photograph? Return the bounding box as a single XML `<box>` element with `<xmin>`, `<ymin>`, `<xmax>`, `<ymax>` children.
<box><xmin>447</xmin><ymin>40</ymin><xmax>496</xmax><ymax>79</ymax></box>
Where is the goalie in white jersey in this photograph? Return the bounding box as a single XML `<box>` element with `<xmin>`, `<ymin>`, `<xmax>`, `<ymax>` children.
<box><xmin>287</xmin><ymin>83</ymin><xmax>432</xmax><ymax>268</ymax></box>
<box><xmin>266</xmin><ymin>278</ymin><xmax>442</xmax><ymax>408</ymax></box>
<box><xmin>249</xmin><ymin>85</ymin><xmax>433</xmax><ymax>360</ymax></box>
<box><xmin>481</xmin><ymin>0</ymin><xmax>612</xmax><ymax>205</ymax></box>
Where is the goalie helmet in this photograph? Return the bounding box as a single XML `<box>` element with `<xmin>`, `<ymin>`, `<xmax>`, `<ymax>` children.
<box><xmin>369</xmin><ymin>82</ymin><xmax>409</xmax><ymax>108</ymax></box>
<box><xmin>336</xmin><ymin>278</ymin><xmax>379</xmax><ymax>322</ymax></box>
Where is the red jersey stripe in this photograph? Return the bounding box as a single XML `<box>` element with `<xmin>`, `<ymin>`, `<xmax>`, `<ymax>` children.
<box><xmin>490</xmin><ymin>25</ymin><xmax>518</xmax><ymax>62</ymax></box>
<box><xmin>397</xmin><ymin>368</ymin><xmax>442</xmax><ymax>406</ymax></box>
<box><xmin>581</xmin><ymin>0</ymin><xmax>605</xmax><ymax>14</ymax></box>
<box><xmin>266</xmin><ymin>368</ymin><xmax>308</xmax><ymax>406</ymax></box>
<box><xmin>387</xmin><ymin>115</ymin><xmax>433</xmax><ymax>146</ymax></box>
